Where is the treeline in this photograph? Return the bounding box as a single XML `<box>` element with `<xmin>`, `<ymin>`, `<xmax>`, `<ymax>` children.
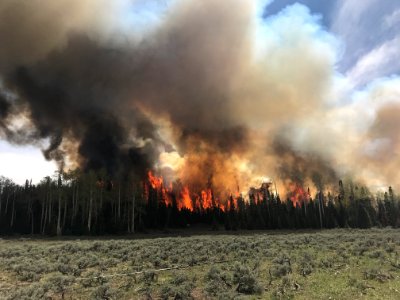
<box><xmin>0</xmin><ymin>172</ymin><xmax>399</xmax><ymax>235</ymax></box>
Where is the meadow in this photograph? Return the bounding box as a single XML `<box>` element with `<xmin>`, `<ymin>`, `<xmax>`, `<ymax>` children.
<box><xmin>0</xmin><ymin>228</ymin><xmax>400</xmax><ymax>299</ymax></box>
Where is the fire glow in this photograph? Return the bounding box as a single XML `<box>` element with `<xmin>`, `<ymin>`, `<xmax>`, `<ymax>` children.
<box><xmin>145</xmin><ymin>171</ymin><xmax>229</xmax><ymax>212</ymax></box>
<box><xmin>144</xmin><ymin>171</ymin><xmax>312</xmax><ymax>211</ymax></box>
<box><xmin>289</xmin><ymin>183</ymin><xmax>310</xmax><ymax>207</ymax></box>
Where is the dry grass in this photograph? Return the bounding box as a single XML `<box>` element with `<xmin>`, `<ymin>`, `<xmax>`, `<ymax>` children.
<box><xmin>0</xmin><ymin>228</ymin><xmax>399</xmax><ymax>299</ymax></box>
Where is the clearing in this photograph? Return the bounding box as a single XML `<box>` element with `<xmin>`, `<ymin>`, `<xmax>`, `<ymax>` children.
<box><xmin>0</xmin><ymin>228</ymin><xmax>399</xmax><ymax>299</ymax></box>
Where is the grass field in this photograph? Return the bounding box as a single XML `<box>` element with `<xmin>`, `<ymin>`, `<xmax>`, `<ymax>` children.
<box><xmin>0</xmin><ymin>229</ymin><xmax>400</xmax><ymax>299</ymax></box>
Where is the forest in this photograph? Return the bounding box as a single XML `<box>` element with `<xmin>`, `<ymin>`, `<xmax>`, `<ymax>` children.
<box><xmin>0</xmin><ymin>170</ymin><xmax>399</xmax><ymax>236</ymax></box>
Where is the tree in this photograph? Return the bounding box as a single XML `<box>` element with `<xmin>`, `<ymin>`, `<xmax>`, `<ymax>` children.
<box><xmin>57</xmin><ymin>172</ymin><xmax>63</xmax><ymax>236</ymax></box>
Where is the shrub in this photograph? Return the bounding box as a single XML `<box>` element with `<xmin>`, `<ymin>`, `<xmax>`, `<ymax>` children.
<box><xmin>298</xmin><ymin>251</ymin><xmax>315</xmax><ymax>276</ymax></box>
<box><xmin>45</xmin><ymin>274</ymin><xmax>75</xmax><ymax>296</ymax></box>
<box><xmin>81</xmin><ymin>271</ymin><xmax>108</xmax><ymax>288</ymax></box>
<box><xmin>369</xmin><ymin>250</ymin><xmax>384</xmax><ymax>259</ymax></box>
<box><xmin>232</xmin><ymin>263</ymin><xmax>262</xmax><ymax>295</ymax></box>
<box><xmin>319</xmin><ymin>256</ymin><xmax>335</xmax><ymax>269</ymax></box>
<box><xmin>363</xmin><ymin>268</ymin><xmax>394</xmax><ymax>282</ymax></box>
<box><xmin>142</xmin><ymin>270</ymin><xmax>158</xmax><ymax>285</ymax></box>
<box><xmin>57</xmin><ymin>263</ymin><xmax>75</xmax><ymax>275</ymax></box>
<box><xmin>271</xmin><ymin>276</ymin><xmax>297</xmax><ymax>300</ymax></box>
<box><xmin>384</xmin><ymin>243</ymin><xmax>396</xmax><ymax>253</ymax></box>
<box><xmin>159</xmin><ymin>273</ymin><xmax>194</xmax><ymax>300</ymax></box>
<box><xmin>348</xmin><ymin>277</ymin><xmax>369</xmax><ymax>292</ymax></box>
<box><xmin>90</xmin><ymin>284</ymin><xmax>119</xmax><ymax>300</ymax></box>
<box><xmin>8</xmin><ymin>283</ymin><xmax>48</xmax><ymax>300</ymax></box>
<box><xmin>272</xmin><ymin>264</ymin><xmax>292</xmax><ymax>278</ymax></box>
<box><xmin>16</xmin><ymin>270</ymin><xmax>40</xmax><ymax>282</ymax></box>
<box><xmin>204</xmin><ymin>266</ymin><xmax>232</xmax><ymax>296</ymax></box>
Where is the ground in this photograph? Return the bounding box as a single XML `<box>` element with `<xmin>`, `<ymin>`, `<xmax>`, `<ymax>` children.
<box><xmin>0</xmin><ymin>228</ymin><xmax>400</xmax><ymax>299</ymax></box>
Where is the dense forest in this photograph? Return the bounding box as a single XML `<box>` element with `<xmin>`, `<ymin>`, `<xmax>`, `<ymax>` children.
<box><xmin>0</xmin><ymin>170</ymin><xmax>399</xmax><ymax>235</ymax></box>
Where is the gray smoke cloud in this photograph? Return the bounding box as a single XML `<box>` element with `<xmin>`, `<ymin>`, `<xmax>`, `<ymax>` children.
<box><xmin>1</xmin><ymin>0</ymin><xmax>399</xmax><ymax>195</ymax></box>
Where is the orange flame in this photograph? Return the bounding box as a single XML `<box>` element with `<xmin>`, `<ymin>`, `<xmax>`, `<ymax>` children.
<box><xmin>289</xmin><ymin>183</ymin><xmax>310</xmax><ymax>207</ymax></box>
<box><xmin>179</xmin><ymin>186</ymin><xmax>193</xmax><ymax>211</ymax></box>
<box><xmin>145</xmin><ymin>171</ymin><xmax>250</xmax><ymax>212</ymax></box>
<box><xmin>148</xmin><ymin>171</ymin><xmax>163</xmax><ymax>189</ymax></box>
<box><xmin>201</xmin><ymin>189</ymin><xmax>213</xmax><ymax>210</ymax></box>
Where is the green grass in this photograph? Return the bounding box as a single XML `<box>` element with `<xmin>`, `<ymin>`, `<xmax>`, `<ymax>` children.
<box><xmin>0</xmin><ymin>229</ymin><xmax>399</xmax><ymax>299</ymax></box>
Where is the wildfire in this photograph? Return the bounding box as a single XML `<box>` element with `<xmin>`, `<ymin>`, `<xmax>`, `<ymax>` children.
<box><xmin>148</xmin><ymin>171</ymin><xmax>163</xmax><ymax>189</ymax></box>
<box><xmin>289</xmin><ymin>183</ymin><xmax>310</xmax><ymax>207</ymax></box>
<box><xmin>200</xmin><ymin>189</ymin><xmax>213</xmax><ymax>209</ymax></box>
<box><xmin>227</xmin><ymin>195</ymin><xmax>238</xmax><ymax>211</ymax></box>
<box><xmin>145</xmin><ymin>171</ymin><xmax>228</xmax><ymax>212</ymax></box>
<box><xmin>145</xmin><ymin>171</ymin><xmax>277</xmax><ymax>212</ymax></box>
<box><xmin>179</xmin><ymin>186</ymin><xmax>193</xmax><ymax>211</ymax></box>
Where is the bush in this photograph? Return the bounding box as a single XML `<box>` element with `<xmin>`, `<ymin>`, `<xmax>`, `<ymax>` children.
<box><xmin>271</xmin><ymin>253</ymin><xmax>292</xmax><ymax>279</ymax></box>
<box><xmin>363</xmin><ymin>268</ymin><xmax>394</xmax><ymax>282</ymax></box>
<box><xmin>232</xmin><ymin>263</ymin><xmax>262</xmax><ymax>295</ymax></box>
<box><xmin>81</xmin><ymin>271</ymin><xmax>108</xmax><ymax>288</ymax></box>
<box><xmin>298</xmin><ymin>251</ymin><xmax>315</xmax><ymax>276</ymax></box>
<box><xmin>36</xmin><ymin>274</ymin><xmax>74</xmax><ymax>299</ymax></box>
<box><xmin>57</xmin><ymin>263</ymin><xmax>74</xmax><ymax>275</ymax></box>
<box><xmin>8</xmin><ymin>283</ymin><xmax>48</xmax><ymax>300</ymax></box>
<box><xmin>369</xmin><ymin>250</ymin><xmax>384</xmax><ymax>259</ymax></box>
<box><xmin>90</xmin><ymin>284</ymin><xmax>119</xmax><ymax>300</ymax></box>
<box><xmin>159</xmin><ymin>273</ymin><xmax>194</xmax><ymax>300</ymax></box>
<box><xmin>271</xmin><ymin>276</ymin><xmax>297</xmax><ymax>300</ymax></box>
<box><xmin>319</xmin><ymin>257</ymin><xmax>335</xmax><ymax>269</ymax></box>
<box><xmin>204</xmin><ymin>266</ymin><xmax>232</xmax><ymax>296</ymax></box>
<box><xmin>348</xmin><ymin>277</ymin><xmax>369</xmax><ymax>292</ymax></box>
<box><xmin>76</xmin><ymin>254</ymin><xmax>99</xmax><ymax>270</ymax></box>
<box><xmin>142</xmin><ymin>270</ymin><xmax>158</xmax><ymax>285</ymax></box>
<box><xmin>384</xmin><ymin>243</ymin><xmax>396</xmax><ymax>253</ymax></box>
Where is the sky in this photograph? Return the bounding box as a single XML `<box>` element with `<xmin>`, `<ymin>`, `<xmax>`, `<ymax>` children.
<box><xmin>1</xmin><ymin>0</ymin><xmax>400</xmax><ymax>185</ymax></box>
<box><xmin>265</xmin><ymin>0</ymin><xmax>400</xmax><ymax>82</ymax></box>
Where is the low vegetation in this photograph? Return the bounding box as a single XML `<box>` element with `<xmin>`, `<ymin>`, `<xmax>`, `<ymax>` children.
<box><xmin>0</xmin><ymin>228</ymin><xmax>399</xmax><ymax>299</ymax></box>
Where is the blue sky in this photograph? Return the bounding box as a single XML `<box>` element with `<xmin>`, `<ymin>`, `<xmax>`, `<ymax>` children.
<box><xmin>266</xmin><ymin>0</ymin><xmax>400</xmax><ymax>81</ymax></box>
<box><xmin>1</xmin><ymin>0</ymin><xmax>400</xmax><ymax>184</ymax></box>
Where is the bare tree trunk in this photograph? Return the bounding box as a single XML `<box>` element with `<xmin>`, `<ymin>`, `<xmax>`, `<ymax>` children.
<box><xmin>112</xmin><ymin>189</ymin><xmax>116</xmax><ymax>223</ymax></box>
<box><xmin>304</xmin><ymin>201</ymin><xmax>307</xmax><ymax>217</ymax></box>
<box><xmin>127</xmin><ymin>209</ymin><xmax>130</xmax><ymax>233</ymax></box>
<box><xmin>139</xmin><ymin>205</ymin><xmax>142</xmax><ymax>231</ymax></box>
<box><xmin>28</xmin><ymin>192</ymin><xmax>34</xmax><ymax>235</ymax></box>
<box><xmin>57</xmin><ymin>200</ymin><xmax>61</xmax><ymax>236</ymax></box>
<box><xmin>63</xmin><ymin>195</ymin><xmax>67</xmax><ymax>229</ymax></box>
<box><xmin>10</xmin><ymin>190</ymin><xmax>15</xmax><ymax>228</ymax></box>
<box><xmin>42</xmin><ymin>192</ymin><xmax>48</xmax><ymax>235</ymax></box>
<box><xmin>88</xmin><ymin>184</ymin><xmax>93</xmax><ymax>232</ymax></box>
<box><xmin>48</xmin><ymin>185</ymin><xmax>52</xmax><ymax>225</ymax></box>
<box><xmin>118</xmin><ymin>184</ymin><xmax>121</xmax><ymax>220</ymax></box>
<box><xmin>74</xmin><ymin>182</ymin><xmax>82</xmax><ymax>227</ymax></box>
<box><xmin>100</xmin><ymin>186</ymin><xmax>103</xmax><ymax>210</ymax></box>
<box><xmin>28</xmin><ymin>180</ymin><xmax>34</xmax><ymax>234</ymax></box>
<box><xmin>320</xmin><ymin>194</ymin><xmax>325</xmax><ymax>217</ymax></box>
<box><xmin>126</xmin><ymin>196</ymin><xmax>130</xmax><ymax>233</ymax></box>
<box><xmin>82</xmin><ymin>191</ymin><xmax>86</xmax><ymax>227</ymax></box>
<box><xmin>40</xmin><ymin>194</ymin><xmax>46</xmax><ymax>234</ymax></box>
<box><xmin>5</xmin><ymin>188</ymin><xmax>10</xmax><ymax>214</ymax></box>
<box><xmin>0</xmin><ymin>183</ymin><xmax>3</xmax><ymax>216</ymax></box>
<box><xmin>71</xmin><ymin>182</ymin><xmax>75</xmax><ymax>226</ymax></box>
<box><xmin>57</xmin><ymin>187</ymin><xmax>62</xmax><ymax>236</ymax></box>
<box><xmin>94</xmin><ymin>190</ymin><xmax>98</xmax><ymax>229</ymax></box>
<box><xmin>31</xmin><ymin>212</ymin><xmax>34</xmax><ymax>235</ymax></box>
<box><xmin>132</xmin><ymin>192</ymin><xmax>135</xmax><ymax>234</ymax></box>
<box><xmin>74</xmin><ymin>182</ymin><xmax>79</xmax><ymax>222</ymax></box>
<box><xmin>318</xmin><ymin>192</ymin><xmax>323</xmax><ymax>229</ymax></box>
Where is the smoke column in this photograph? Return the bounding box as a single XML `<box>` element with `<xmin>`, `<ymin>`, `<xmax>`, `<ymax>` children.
<box><xmin>1</xmin><ymin>0</ymin><xmax>399</xmax><ymax>196</ymax></box>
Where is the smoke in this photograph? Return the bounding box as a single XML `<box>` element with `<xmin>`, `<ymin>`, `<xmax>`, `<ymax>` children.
<box><xmin>1</xmin><ymin>0</ymin><xmax>399</xmax><ymax>195</ymax></box>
